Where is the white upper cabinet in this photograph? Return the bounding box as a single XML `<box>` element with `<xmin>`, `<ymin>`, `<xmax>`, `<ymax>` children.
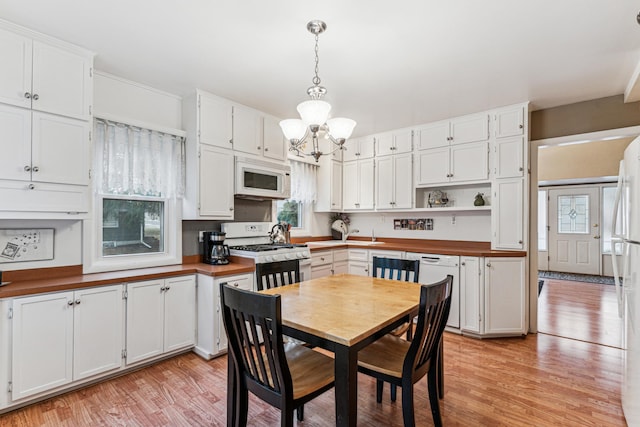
<box><xmin>415</xmin><ymin>113</ymin><xmax>488</xmax><ymax>150</ymax></box>
<box><xmin>376</xmin><ymin>153</ymin><xmax>412</xmax><ymax>209</ymax></box>
<box><xmin>343</xmin><ymin>135</ymin><xmax>374</xmax><ymax>162</ymax></box>
<box><xmin>492</xmin><ymin>178</ymin><xmax>525</xmax><ymax>250</ymax></box>
<box><xmin>416</xmin><ymin>141</ymin><xmax>488</xmax><ymax>186</ymax></box>
<box><xmin>494</xmin><ymin>136</ymin><xmax>525</xmax><ymax>179</ymax></box>
<box><xmin>197</xmin><ymin>146</ymin><xmax>234</xmax><ymax>219</ymax></box>
<box><xmin>0</xmin><ymin>27</ymin><xmax>92</xmax><ymax>121</ymax></box>
<box><xmin>375</xmin><ymin>129</ymin><xmax>412</xmax><ymax>156</ymax></box>
<box><xmin>262</xmin><ymin>114</ymin><xmax>286</xmax><ymax>161</ymax></box>
<box><xmin>343</xmin><ymin>158</ymin><xmax>374</xmax><ymax>210</ymax></box>
<box><xmin>494</xmin><ymin>105</ymin><xmax>525</xmax><ymax>138</ymax></box>
<box><xmin>232</xmin><ymin>104</ymin><xmax>262</xmax><ymax>155</ymax></box>
<box><xmin>198</xmin><ymin>92</ymin><xmax>233</xmax><ymax>149</ymax></box>
<box><xmin>414</xmin><ymin>120</ymin><xmax>450</xmax><ymax>150</ymax></box>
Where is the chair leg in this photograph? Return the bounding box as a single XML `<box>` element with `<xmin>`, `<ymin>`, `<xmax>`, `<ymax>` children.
<box><xmin>282</xmin><ymin>405</ymin><xmax>295</xmax><ymax>427</ymax></box>
<box><xmin>437</xmin><ymin>339</ymin><xmax>444</xmax><ymax>399</ymax></box>
<box><xmin>390</xmin><ymin>384</ymin><xmax>397</xmax><ymax>402</ymax></box>
<box><xmin>427</xmin><ymin>366</ymin><xmax>443</xmax><ymax>427</ymax></box>
<box><xmin>236</xmin><ymin>382</ymin><xmax>249</xmax><ymax>427</ymax></box>
<box><xmin>296</xmin><ymin>405</ymin><xmax>304</xmax><ymax>421</ymax></box>
<box><xmin>376</xmin><ymin>379</ymin><xmax>384</xmax><ymax>403</ymax></box>
<box><xmin>401</xmin><ymin>382</ymin><xmax>415</xmax><ymax>427</ymax></box>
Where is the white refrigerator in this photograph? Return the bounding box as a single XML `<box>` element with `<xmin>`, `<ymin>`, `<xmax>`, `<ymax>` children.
<box><xmin>612</xmin><ymin>136</ymin><xmax>640</xmax><ymax>426</ymax></box>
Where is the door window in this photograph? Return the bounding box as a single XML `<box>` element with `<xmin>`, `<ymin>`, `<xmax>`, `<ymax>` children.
<box><xmin>557</xmin><ymin>195</ymin><xmax>589</xmax><ymax>234</ymax></box>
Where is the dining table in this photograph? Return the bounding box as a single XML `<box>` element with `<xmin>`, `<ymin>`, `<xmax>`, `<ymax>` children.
<box><xmin>259</xmin><ymin>273</ymin><xmax>422</xmax><ymax>427</ymax></box>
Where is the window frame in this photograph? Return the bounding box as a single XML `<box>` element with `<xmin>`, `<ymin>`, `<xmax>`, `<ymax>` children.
<box><xmin>272</xmin><ymin>200</ymin><xmax>312</xmax><ymax>237</ymax></box>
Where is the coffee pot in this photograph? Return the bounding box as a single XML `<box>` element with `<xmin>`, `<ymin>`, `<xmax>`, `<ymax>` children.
<box><xmin>203</xmin><ymin>231</ymin><xmax>230</xmax><ymax>265</ymax></box>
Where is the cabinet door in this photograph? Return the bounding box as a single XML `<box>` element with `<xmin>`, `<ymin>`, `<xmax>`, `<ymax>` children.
<box><xmin>492</xmin><ymin>178</ymin><xmax>525</xmax><ymax>250</ymax></box>
<box><xmin>73</xmin><ymin>285</ymin><xmax>123</xmax><ymax>380</ymax></box>
<box><xmin>415</xmin><ymin>121</ymin><xmax>449</xmax><ymax>150</ymax></box>
<box><xmin>12</xmin><ymin>292</ymin><xmax>74</xmax><ymax>400</ymax></box>
<box><xmin>450</xmin><ymin>141</ymin><xmax>488</xmax><ymax>183</ymax></box>
<box><xmin>311</xmin><ymin>263</ymin><xmax>333</xmax><ymax>279</ymax></box>
<box><xmin>416</xmin><ymin>147</ymin><xmax>449</xmax><ymax>186</ymax></box>
<box><xmin>330</xmin><ymin>160</ymin><xmax>342</xmax><ymax>211</ymax></box>
<box><xmin>494</xmin><ymin>105</ymin><xmax>525</xmax><ymax>138</ymax></box>
<box><xmin>375</xmin><ymin>132</ymin><xmax>394</xmax><ymax>156</ymax></box>
<box><xmin>459</xmin><ymin>257</ymin><xmax>482</xmax><ymax>334</ymax></box>
<box><xmin>164</xmin><ymin>276</ymin><xmax>196</xmax><ymax>353</ymax></box>
<box><xmin>232</xmin><ymin>105</ymin><xmax>262</xmax><ymax>156</ymax></box>
<box><xmin>376</xmin><ymin>156</ymin><xmax>395</xmax><ymax>209</ymax></box>
<box><xmin>393</xmin><ymin>153</ymin><xmax>413</xmax><ymax>209</ymax></box>
<box><xmin>126</xmin><ymin>280</ymin><xmax>165</xmax><ymax>365</ymax></box>
<box><xmin>494</xmin><ymin>136</ymin><xmax>524</xmax><ymax>178</ymax></box>
<box><xmin>348</xmin><ymin>261</ymin><xmax>369</xmax><ymax>276</ymax></box>
<box><xmin>342</xmin><ymin>161</ymin><xmax>359</xmax><ymax>210</ymax></box>
<box><xmin>199</xmin><ymin>93</ymin><xmax>233</xmax><ymax>149</ymax></box>
<box><xmin>0</xmin><ymin>28</ymin><xmax>32</xmax><ymax>109</ymax></box>
<box><xmin>358</xmin><ymin>135</ymin><xmax>375</xmax><ymax>159</ymax></box>
<box><xmin>450</xmin><ymin>113</ymin><xmax>489</xmax><ymax>145</ymax></box>
<box><xmin>484</xmin><ymin>258</ymin><xmax>526</xmax><ymax>335</ymax></box>
<box><xmin>32</xmin><ymin>41</ymin><xmax>92</xmax><ymax>120</ymax></box>
<box><xmin>217</xmin><ymin>274</ymin><xmax>254</xmax><ymax>354</ymax></box>
<box><xmin>262</xmin><ymin>115</ymin><xmax>285</xmax><ymax>161</ymax></box>
<box><xmin>0</xmin><ymin>104</ymin><xmax>31</xmax><ymax>181</ymax></box>
<box><xmin>342</xmin><ymin>138</ymin><xmax>360</xmax><ymax>162</ymax></box>
<box><xmin>199</xmin><ymin>146</ymin><xmax>234</xmax><ymax>218</ymax></box>
<box><xmin>333</xmin><ymin>261</ymin><xmax>349</xmax><ymax>275</ymax></box>
<box><xmin>393</xmin><ymin>129</ymin><xmax>413</xmax><ymax>154</ymax></box>
<box><xmin>359</xmin><ymin>159</ymin><xmax>375</xmax><ymax>210</ymax></box>
<box><xmin>32</xmin><ymin>112</ymin><xmax>89</xmax><ymax>185</ymax></box>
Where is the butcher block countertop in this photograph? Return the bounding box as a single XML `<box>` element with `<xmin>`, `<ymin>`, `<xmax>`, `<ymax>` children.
<box><xmin>0</xmin><ymin>256</ymin><xmax>255</xmax><ymax>299</ymax></box>
<box><xmin>300</xmin><ymin>237</ymin><xmax>527</xmax><ymax>258</ymax></box>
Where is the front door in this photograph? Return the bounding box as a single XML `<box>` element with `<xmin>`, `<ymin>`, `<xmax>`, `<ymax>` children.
<box><xmin>548</xmin><ymin>187</ymin><xmax>600</xmax><ymax>275</ymax></box>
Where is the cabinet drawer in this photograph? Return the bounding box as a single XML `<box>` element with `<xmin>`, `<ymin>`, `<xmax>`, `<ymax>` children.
<box><xmin>348</xmin><ymin>248</ymin><xmax>368</xmax><ymax>262</ymax></box>
<box><xmin>0</xmin><ymin>179</ymin><xmax>89</xmax><ymax>213</ymax></box>
<box><xmin>369</xmin><ymin>250</ymin><xmax>403</xmax><ymax>262</ymax></box>
<box><xmin>311</xmin><ymin>251</ymin><xmax>333</xmax><ymax>266</ymax></box>
<box><xmin>220</xmin><ymin>274</ymin><xmax>253</xmax><ymax>291</ymax></box>
<box><xmin>333</xmin><ymin>249</ymin><xmax>349</xmax><ymax>262</ymax></box>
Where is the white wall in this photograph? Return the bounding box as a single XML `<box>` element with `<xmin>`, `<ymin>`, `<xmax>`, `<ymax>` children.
<box><xmin>345</xmin><ymin>211</ymin><xmax>492</xmax><ymax>242</ymax></box>
<box><xmin>0</xmin><ymin>220</ymin><xmax>82</xmax><ymax>271</ymax></box>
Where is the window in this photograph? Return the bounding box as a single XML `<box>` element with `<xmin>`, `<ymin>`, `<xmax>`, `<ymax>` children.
<box><xmin>538</xmin><ymin>189</ymin><xmax>547</xmax><ymax>251</ymax></box>
<box><xmin>273</xmin><ymin>160</ymin><xmax>316</xmax><ymax>236</ymax></box>
<box><xmin>85</xmin><ymin>118</ymin><xmax>185</xmax><ymax>273</ymax></box>
<box><xmin>275</xmin><ymin>200</ymin><xmax>302</xmax><ymax>228</ymax></box>
<box><xmin>557</xmin><ymin>194</ymin><xmax>589</xmax><ymax>234</ymax></box>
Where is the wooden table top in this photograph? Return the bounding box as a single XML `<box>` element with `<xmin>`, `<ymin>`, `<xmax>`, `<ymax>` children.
<box><xmin>260</xmin><ymin>274</ymin><xmax>421</xmax><ymax>346</ymax></box>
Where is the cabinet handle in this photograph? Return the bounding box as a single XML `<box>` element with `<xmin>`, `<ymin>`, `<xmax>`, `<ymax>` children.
<box><xmin>518</xmin><ymin>240</ymin><xmax>523</xmax><ymax>244</ymax></box>
<box><xmin>229</xmin><ymin>139</ymin><xmax>233</xmax><ymax>144</ymax></box>
<box><xmin>67</xmin><ymin>300</ymin><xmax>75</xmax><ymax>306</ymax></box>
<box><xmin>320</xmin><ymin>257</ymin><xmax>325</xmax><ymax>261</ymax></box>
<box><xmin>28</xmin><ymin>184</ymin><xmax>35</xmax><ymax>190</ymax></box>
<box><xmin>461</xmin><ymin>262</ymin><xmax>466</xmax><ymax>266</ymax></box>
<box><xmin>32</xmin><ymin>166</ymin><xmax>39</xmax><ymax>172</ymax></box>
<box><xmin>24</xmin><ymin>165</ymin><xmax>31</xmax><ymax>172</ymax></box>
<box><xmin>519</xmin><ymin>167</ymin><xmax>523</xmax><ymax>171</ymax></box>
<box><xmin>519</xmin><ymin>124</ymin><xmax>523</xmax><ymax>129</ymax></box>
<box><xmin>229</xmin><ymin>207</ymin><xmax>234</xmax><ymax>211</ymax></box>
<box><xmin>486</xmin><ymin>262</ymin><xmax>492</xmax><ymax>267</ymax></box>
<box><xmin>264</xmin><ymin>147</ymin><xmax>269</xmax><ymax>152</ymax></box>
<box><xmin>257</xmin><ymin>146</ymin><xmax>261</xmax><ymax>150</ymax></box>
<box><xmin>160</xmin><ymin>286</ymin><xmax>166</xmax><ymax>292</ymax></box>
<box><xmin>24</xmin><ymin>92</ymin><xmax>31</xmax><ymax>99</ymax></box>
<box><xmin>165</xmin><ymin>285</ymin><xmax>170</xmax><ymax>291</ymax></box>
<box><xmin>232</xmin><ymin>282</ymin><xmax>239</xmax><ymax>287</ymax></box>
<box><xmin>32</xmin><ymin>94</ymin><xmax>39</xmax><ymax>101</ymax></box>
<box><xmin>594</xmin><ymin>235</ymin><xmax>601</xmax><ymax>240</ymax></box>
<box><xmin>75</xmin><ymin>299</ymin><xmax>81</xmax><ymax>305</ymax></box>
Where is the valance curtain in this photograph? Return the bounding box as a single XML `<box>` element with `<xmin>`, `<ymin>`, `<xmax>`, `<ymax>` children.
<box><xmin>289</xmin><ymin>160</ymin><xmax>317</xmax><ymax>203</ymax></box>
<box><xmin>94</xmin><ymin>118</ymin><xmax>185</xmax><ymax>198</ymax></box>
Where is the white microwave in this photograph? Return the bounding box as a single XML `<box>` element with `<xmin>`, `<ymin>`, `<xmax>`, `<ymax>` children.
<box><xmin>235</xmin><ymin>157</ymin><xmax>291</xmax><ymax>200</ymax></box>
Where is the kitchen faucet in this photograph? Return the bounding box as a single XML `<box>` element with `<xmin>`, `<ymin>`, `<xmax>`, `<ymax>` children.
<box><xmin>342</xmin><ymin>229</ymin><xmax>359</xmax><ymax>242</ymax></box>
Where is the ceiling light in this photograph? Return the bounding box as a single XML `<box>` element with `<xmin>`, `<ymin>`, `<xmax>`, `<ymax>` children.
<box><xmin>280</xmin><ymin>20</ymin><xmax>357</xmax><ymax>162</ymax></box>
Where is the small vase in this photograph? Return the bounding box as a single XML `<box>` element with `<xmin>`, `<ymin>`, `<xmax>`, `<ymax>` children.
<box><xmin>331</xmin><ymin>230</ymin><xmax>342</xmax><ymax>240</ymax></box>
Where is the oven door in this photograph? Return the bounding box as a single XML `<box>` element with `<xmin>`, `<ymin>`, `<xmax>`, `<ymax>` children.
<box><xmin>235</xmin><ymin>157</ymin><xmax>291</xmax><ymax>199</ymax></box>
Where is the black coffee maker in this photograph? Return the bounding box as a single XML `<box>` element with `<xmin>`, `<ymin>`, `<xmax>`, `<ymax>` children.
<box><xmin>203</xmin><ymin>231</ymin><xmax>230</xmax><ymax>265</ymax></box>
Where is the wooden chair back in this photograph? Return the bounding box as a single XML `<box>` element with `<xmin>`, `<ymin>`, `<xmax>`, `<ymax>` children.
<box><xmin>406</xmin><ymin>275</ymin><xmax>452</xmax><ymax>382</ymax></box>
<box><xmin>255</xmin><ymin>259</ymin><xmax>300</xmax><ymax>291</ymax></box>
<box><xmin>220</xmin><ymin>282</ymin><xmax>293</xmax><ymax>405</ymax></box>
<box><xmin>372</xmin><ymin>256</ymin><xmax>420</xmax><ymax>283</ymax></box>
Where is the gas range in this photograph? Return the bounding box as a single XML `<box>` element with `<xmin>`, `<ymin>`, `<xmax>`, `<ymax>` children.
<box><xmin>222</xmin><ymin>222</ymin><xmax>311</xmax><ymax>264</ymax></box>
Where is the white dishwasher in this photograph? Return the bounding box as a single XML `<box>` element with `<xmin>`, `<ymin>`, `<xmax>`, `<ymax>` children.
<box><xmin>406</xmin><ymin>253</ymin><xmax>460</xmax><ymax>330</ymax></box>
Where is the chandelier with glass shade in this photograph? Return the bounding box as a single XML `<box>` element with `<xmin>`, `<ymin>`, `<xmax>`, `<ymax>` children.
<box><xmin>279</xmin><ymin>20</ymin><xmax>357</xmax><ymax>162</ymax></box>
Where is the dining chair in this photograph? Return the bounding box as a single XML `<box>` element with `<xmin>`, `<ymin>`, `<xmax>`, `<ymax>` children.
<box><xmin>357</xmin><ymin>275</ymin><xmax>453</xmax><ymax>427</ymax></box>
<box><xmin>255</xmin><ymin>259</ymin><xmax>300</xmax><ymax>291</ymax></box>
<box><xmin>220</xmin><ymin>282</ymin><xmax>334</xmax><ymax>427</ymax></box>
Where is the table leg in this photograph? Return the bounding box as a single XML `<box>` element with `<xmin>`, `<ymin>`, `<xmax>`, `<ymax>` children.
<box><xmin>334</xmin><ymin>344</ymin><xmax>358</xmax><ymax>427</ymax></box>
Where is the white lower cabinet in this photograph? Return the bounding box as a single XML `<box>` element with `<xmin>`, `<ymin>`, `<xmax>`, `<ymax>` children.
<box><xmin>460</xmin><ymin>256</ymin><xmax>526</xmax><ymax>336</ymax></box>
<box><xmin>311</xmin><ymin>250</ymin><xmax>333</xmax><ymax>279</ymax></box>
<box><xmin>11</xmin><ymin>285</ymin><xmax>124</xmax><ymax>401</ymax></box>
<box><xmin>195</xmin><ymin>273</ymin><xmax>253</xmax><ymax>360</ymax></box>
<box><xmin>126</xmin><ymin>276</ymin><xmax>196</xmax><ymax>365</ymax></box>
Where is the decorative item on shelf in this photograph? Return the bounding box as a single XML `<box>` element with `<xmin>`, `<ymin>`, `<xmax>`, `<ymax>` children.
<box><xmin>279</xmin><ymin>20</ymin><xmax>357</xmax><ymax>162</ymax></box>
<box><xmin>393</xmin><ymin>218</ymin><xmax>432</xmax><ymax>231</ymax></box>
<box><xmin>474</xmin><ymin>192</ymin><xmax>485</xmax><ymax>206</ymax></box>
<box><xmin>427</xmin><ymin>190</ymin><xmax>450</xmax><ymax>208</ymax></box>
<box><xmin>329</xmin><ymin>213</ymin><xmax>350</xmax><ymax>240</ymax></box>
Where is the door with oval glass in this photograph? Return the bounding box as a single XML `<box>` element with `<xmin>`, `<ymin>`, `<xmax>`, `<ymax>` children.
<box><xmin>548</xmin><ymin>186</ymin><xmax>600</xmax><ymax>275</ymax></box>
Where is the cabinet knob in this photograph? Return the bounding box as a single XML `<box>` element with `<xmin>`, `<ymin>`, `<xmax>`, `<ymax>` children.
<box><xmin>519</xmin><ymin>167</ymin><xmax>523</xmax><ymax>171</ymax></box>
<box><xmin>28</xmin><ymin>184</ymin><xmax>35</xmax><ymax>190</ymax></box>
<box><xmin>75</xmin><ymin>299</ymin><xmax>81</xmax><ymax>305</ymax></box>
<box><xmin>67</xmin><ymin>300</ymin><xmax>74</xmax><ymax>306</ymax></box>
<box><xmin>257</xmin><ymin>146</ymin><xmax>261</xmax><ymax>150</ymax></box>
<box><xmin>486</xmin><ymin>262</ymin><xmax>491</xmax><ymax>267</ymax></box>
<box><xmin>229</xmin><ymin>207</ymin><xmax>234</xmax><ymax>211</ymax></box>
<box><xmin>165</xmin><ymin>286</ymin><xmax>170</xmax><ymax>291</ymax></box>
<box><xmin>24</xmin><ymin>165</ymin><xmax>31</xmax><ymax>172</ymax></box>
<box><xmin>32</xmin><ymin>166</ymin><xmax>39</xmax><ymax>172</ymax></box>
<box><xmin>24</xmin><ymin>92</ymin><xmax>31</xmax><ymax>99</ymax></box>
<box><xmin>264</xmin><ymin>147</ymin><xmax>269</xmax><ymax>152</ymax></box>
<box><xmin>32</xmin><ymin>94</ymin><xmax>39</xmax><ymax>101</ymax></box>
<box><xmin>518</xmin><ymin>240</ymin><xmax>523</xmax><ymax>244</ymax></box>
<box><xmin>461</xmin><ymin>262</ymin><xmax>466</xmax><ymax>266</ymax></box>
<box><xmin>519</xmin><ymin>124</ymin><xmax>523</xmax><ymax>129</ymax></box>
<box><xmin>229</xmin><ymin>139</ymin><xmax>233</xmax><ymax>144</ymax></box>
<box><xmin>160</xmin><ymin>286</ymin><xmax>166</xmax><ymax>292</ymax></box>
<box><xmin>594</xmin><ymin>235</ymin><xmax>601</xmax><ymax>240</ymax></box>
<box><xmin>232</xmin><ymin>282</ymin><xmax>239</xmax><ymax>287</ymax></box>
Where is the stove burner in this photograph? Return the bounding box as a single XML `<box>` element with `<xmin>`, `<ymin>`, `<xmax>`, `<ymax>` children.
<box><xmin>229</xmin><ymin>243</ymin><xmax>308</xmax><ymax>252</ymax></box>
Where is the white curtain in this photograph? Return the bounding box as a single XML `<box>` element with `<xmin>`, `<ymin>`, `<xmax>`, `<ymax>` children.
<box><xmin>290</xmin><ymin>160</ymin><xmax>317</xmax><ymax>203</ymax></box>
<box><xmin>94</xmin><ymin>118</ymin><xmax>185</xmax><ymax>198</ymax></box>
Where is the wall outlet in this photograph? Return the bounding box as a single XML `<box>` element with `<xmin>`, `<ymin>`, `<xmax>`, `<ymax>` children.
<box><xmin>380</xmin><ymin>214</ymin><xmax>386</xmax><ymax>223</ymax></box>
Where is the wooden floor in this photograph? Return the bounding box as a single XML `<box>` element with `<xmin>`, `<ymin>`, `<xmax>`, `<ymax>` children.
<box><xmin>0</xmin><ymin>331</ymin><xmax>626</xmax><ymax>426</ymax></box>
<box><xmin>538</xmin><ymin>278</ymin><xmax>623</xmax><ymax>348</ymax></box>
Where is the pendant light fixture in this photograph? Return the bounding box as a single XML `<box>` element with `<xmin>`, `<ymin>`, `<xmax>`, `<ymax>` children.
<box><xmin>280</xmin><ymin>20</ymin><xmax>357</xmax><ymax>162</ymax></box>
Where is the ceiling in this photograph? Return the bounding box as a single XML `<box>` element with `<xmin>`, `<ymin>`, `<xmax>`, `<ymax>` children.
<box><xmin>2</xmin><ymin>0</ymin><xmax>640</xmax><ymax>137</ymax></box>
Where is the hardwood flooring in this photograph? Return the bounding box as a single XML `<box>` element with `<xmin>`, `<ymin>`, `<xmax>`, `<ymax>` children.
<box><xmin>538</xmin><ymin>278</ymin><xmax>622</xmax><ymax>348</ymax></box>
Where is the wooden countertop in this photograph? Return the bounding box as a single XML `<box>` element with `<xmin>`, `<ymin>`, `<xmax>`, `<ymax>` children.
<box><xmin>0</xmin><ymin>256</ymin><xmax>255</xmax><ymax>299</ymax></box>
<box><xmin>302</xmin><ymin>238</ymin><xmax>527</xmax><ymax>258</ymax></box>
